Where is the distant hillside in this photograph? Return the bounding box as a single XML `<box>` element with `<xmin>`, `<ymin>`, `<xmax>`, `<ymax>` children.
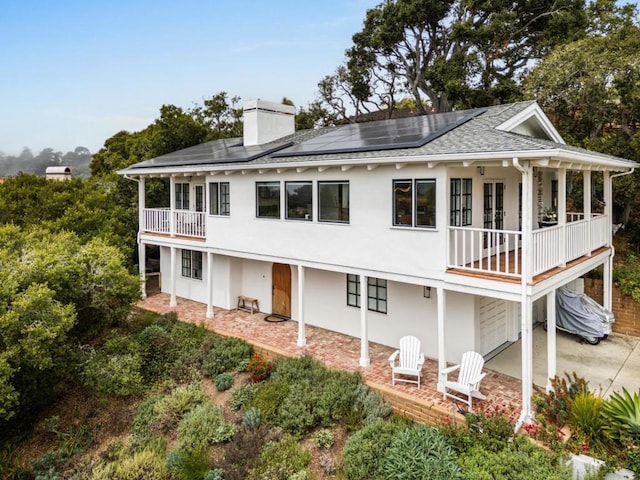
<box><xmin>0</xmin><ymin>146</ymin><xmax>92</xmax><ymax>179</ymax></box>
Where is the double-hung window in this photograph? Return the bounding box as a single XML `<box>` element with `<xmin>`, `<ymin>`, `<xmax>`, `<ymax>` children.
<box><xmin>181</xmin><ymin>250</ymin><xmax>202</xmax><ymax>280</ymax></box>
<box><xmin>393</xmin><ymin>179</ymin><xmax>436</xmax><ymax>228</ymax></box>
<box><xmin>209</xmin><ymin>182</ymin><xmax>230</xmax><ymax>216</ymax></box>
<box><xmin>450</xmin><ymin>178</ymin><xmax>472</xmax><ymax>226</ymax></box>
<box><xmin>318</xmin><ymin>181</ymin><xmax>349</xmax><ymax>223</ymax></box>
<box><xmin>286</xmin><ymin>181</ymin><xmax>313</xmax><ymax>220</ymax></box>
<box><xmin>346</xmin><ymin>275</ymin><xmax>387</xmax><ymax>314</ymax></box>
<box><xmin>175</xmin><ymin>183</ymin><xmax>190</xmax><ymax>210</ymax></box>
<box><xmin>256</xmin><ymin>182</ymin><xmax>281</xmax><ymax>218</ymax></box>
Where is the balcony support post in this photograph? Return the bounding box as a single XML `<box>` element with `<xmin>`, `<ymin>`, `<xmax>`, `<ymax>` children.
<box><xmin>297</xmin><ymin>265</ymin><xmax>306</xmax><ymax>347</ymax></box>
<box><xmin>584</xmin><ymin>170</ymin><xmax>592</xmax><ymax>255</ymax></box>
<box><xmin>206</xmin><ymin>252</ymin><xmax>214</xmax><ymax>319</ymax></box>
<box><xmin>359</xmin><ymin>274</ymin><xmax>370</xmax><ymax>367</ymax></box>
<box><xmin>436</xmin><ymin>286</ymin><xmax>446</xmax><ymax>393</ymax></box>
<box><xmin>169</xmin><ymin>176</ymin><xmax>176</xmax><ymax>237</ymax></box>
<box><xmin>546</xmin><ymin>289</ymin><xmax>557</xmax><ymax>392</ymax></box>
<box><xmin>169</xmin><ymin>246</ymin><xmax>177</xmax><ymax>307</ymax></box>
<box><xmin>558</xmin><ymin>168</ymin><xmax>567</xmax><ymax>267</ymax></box>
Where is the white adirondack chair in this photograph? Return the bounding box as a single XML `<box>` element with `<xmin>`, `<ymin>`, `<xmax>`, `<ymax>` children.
<box><xmin>388</xmin><ymin>335</ymin><xmax>425</xmax><ymax>388</ymax></box>
<box><xmin>440</xmin><ymin>351</ymin><xmax>487</xmax><ymax>411</ymax></box>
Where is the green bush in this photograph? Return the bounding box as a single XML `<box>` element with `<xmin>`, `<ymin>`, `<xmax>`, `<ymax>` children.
<box><xmin>102</xmin><ymin>332</ymin><xmax>140</xmax><ymax>355</ymax></box>
<box><xmin>569</xmin><ymin>391</ymin><xmax>605</xmax><ymax>442</ymax></box>
<box><xmin>219</xmin><ymin>426</ymin><xmax>271</xmax><ymax>480</ymax></box>
<box><xmin>247</xmin><ymin>435</ymin><xmax>311</xmax><ymax>480</ymax></box>
<box><xmin>382</xmin><ymin>425</ymin><xmax>461</xmax><ymax>480</ymax></box>
<box><xmin>110</xmin><ymin>449</ymin><xmax>170</xmax><ymax>480</ymax></box>
<box><xmin>602</xmin><ymin>387</ymin><xmax>640</xmax><ymax>443</ymax></box>
<box><xmin>202</xmin><ymin>337</ymin><xmax>253</xmax><ymax>377</ymax></box>
<box><xmin>243</xmin><ymin>407</ymin><xmax>262</xmax><ymax>429</ymax></box>
<box><xmin>230</xmin><ymin>382</ymin><xmax>258</xmax><ymax>410</ymax></box>
<box><xmin>246</xmin><ymin>353</ymin><xmax>272</xmax><ymax>382</ymax></box>
<box><xmin>166</xmin><ymin>450</ymin><xmax>210</xmax><ymax>480</ymax></box>
<box><xmin>533</xmin><ymin>372</ymin><xmax>590</xmax><ymax>427</ymax></box>
<box><xmin>152</xmin><ymin>384</ymin><xmax>206</xmax><ymax>432</ymax></box>
<box><xmin>250</xmin><ymin>379</ymin><xmax>290</xmax><ymax>424</ymax></box>
<box><xmin>351</xmin><ymin>383</ymin><xmax>393</xmax><ymax>427</ymax></box>
<box><xmin>175</xmin><ymin>404</ymin><xmax>237</xmax><ymax>456</ymax></box>
<box><xmin>458</xmin><ymin>437</ymin><xmax>572</xmax><ymax>479</ymax></box>
<box><xmin>313</xmin><ymin>428</ymin><xmax>335</xmax><ymax>449</ymax></box>
<box><xmin>214</xmin><ymin>373</ymin><xmax>234</xmax><ymax>392</ymax></box>
<box><xmin>342</xmin><ymin>420</ymin><xmax>406</xmax><ymax>480</ymax></box>
<box><xmin>137</xmin><ymin>325</ymin><xmax>177</xmax><ymax>383</ymax></box>
<box><xmin>81</xmin><ymin>349</ymin><xmax>144</xmax><ymax>397</ymax></box>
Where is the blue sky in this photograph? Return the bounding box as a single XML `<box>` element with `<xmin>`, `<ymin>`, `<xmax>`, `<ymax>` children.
<box><xmin>0</xmin><ymin>0</ymin><xmax>378</xmax><ymax>155</ymax></box>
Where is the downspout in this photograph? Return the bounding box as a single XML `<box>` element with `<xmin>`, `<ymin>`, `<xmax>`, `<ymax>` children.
<box><xmin>512</xmin><ymin>157</ymin><xmax>532</xmax><ymax>433</ymax></box>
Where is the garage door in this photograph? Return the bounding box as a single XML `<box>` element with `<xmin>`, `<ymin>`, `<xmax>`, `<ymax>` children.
<box><xmin>479</xmin><ymin>297</ymin><xmax>509</xmax><ymax>356</ymax></box>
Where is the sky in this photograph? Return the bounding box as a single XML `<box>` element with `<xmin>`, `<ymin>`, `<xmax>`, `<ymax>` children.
<box><xmin>0</xmin><ymin>0</ymin><xmax>379</xmax><ymax>156</ymax></box>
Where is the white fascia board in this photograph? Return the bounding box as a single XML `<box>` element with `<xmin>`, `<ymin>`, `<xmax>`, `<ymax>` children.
<box><xmin>496</xmin><ymin>102</ymin><xmax>566</xmax><ymax>144</ymax></box>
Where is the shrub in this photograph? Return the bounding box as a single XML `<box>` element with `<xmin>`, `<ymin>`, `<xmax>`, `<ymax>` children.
<box><xmin>214</xmin><ymin>373</ymin><xmax>234</xmax><ymax>392</ymax></box>
<box><xmin>602</xmin><ymin>387</ymin><xmax>640</xmax><ymax>443</ymax></box>
<box><xmin>351</xmin><ymin>383</ymin><xmax>392</xmax><ymax>427</ymax></box>
<box><xmin>202</xmin><ymin>337</ymin><xmax>253</xmax><ymax>377</ymax></box>
<box><xmin>167</xmin><ymin>450</ymin><xmax>209</xmax><ymax>480</ymax></box>
<box><xmin>230</xmin><ymin>382</ymin><xmax>258</xmax><ymax>410</ymax></box>
<box><xmin>458</xmin><ymin>437</ymin><xmax>572</xmax><ymax>479</ymax></box>
<box><xmin>569</xmin><ymin>391</ymin><xmax>605</xmax><ymax>442</ymax></box>
<box><xmin>152</xmin><ymin>384</ymin><xmax>206</xmax><ymax>432</ymax></box>
<box><xmin>342</xmin><ymin>420</ymin><xmax>406</xmax><ymax>480</ymax></box>
<box><xmin>313</xmin><ymin>428</ymin><xmax>335</xmax><ymax>449</ymax></box>
<box><xmin>81</xmin><ymin>349</ymin><xmax>144</xmax><ymax>397</ymax></box>
<box><xmin>175</xmin><ymin>404</ymin><xmax>237</xmax><ymax>456</ymax></box>
<box><xmin>247</xmin><ymin>435</ymin><xmax>311</xmax><ymax>480</ymax></box>
<box><xmin>243</xmin><ymin>407</ymin><xmax>261</xmax><ymax>429</ymax></box>
<box><xmin>137</xmin><ymin>325</ymin><xmax>177</xmax><ymax>383</ymax></box>
<box><xmin>219</xmin><ymin>425</ymin><xmax>271</xmax><ymax>480</ymax></box>
<box><xmin>533</xmin><ymin>372</ymin><xmax>589</xmax><ymax>427</ymax></box>
<box><xmin>246</xmin><ymin>353</ymin><xmax>272</xmax><ymax>382</ymax></box>
<box><xmin>110</xmin><ymin>449</ymin><xmax>170</xmax><ymax>480</ymax></box>
<box><xmin>250</xmin><ymin>379</ymin><xmax>290</xmax><ymax>424</ymax></box>
<box><xmin>383</xmin><ymin>425</ymin><xmax>461</xmax><ymax>480</ymax></box>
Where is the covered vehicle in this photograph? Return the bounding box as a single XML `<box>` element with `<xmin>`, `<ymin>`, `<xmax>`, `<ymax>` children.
<box><xmin>547</xmin><ymin>286</ymin><xmax>615</xmax><ymax>345</ymax></box>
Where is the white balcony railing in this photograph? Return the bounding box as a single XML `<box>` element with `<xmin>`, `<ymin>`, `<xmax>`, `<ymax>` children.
<box><xmin>142</xmin><ymin>208</ymin><xmax>206</xmax><ymax>238</ymax></box>
<box><xmin>449</xmin><ymin>214</ymin><xmax>609</xmax><ymax>279</ymax></box>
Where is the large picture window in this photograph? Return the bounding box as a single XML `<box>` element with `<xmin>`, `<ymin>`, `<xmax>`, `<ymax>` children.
<box><xmin>319</xmin><ymin>181</ymin><xmax>349</xmax><ymax>223</ymax></box>
<box><xmin>209</xmin><ymin>182</ymin><xmax>230</xmax><ymax>216</ymax></box>
<box><xmin>181</xmin><ymin>250</ymin><xmax>202</xmax><ymax>280</ymax></box>
<box><xmin>393</xmin><ymin>179</ymin><xmax>436</xmax><ymax>228</ymax></box>
<box><xmin>175</xmin><ymin>183</ymin><xmax>190</xmax><ymax>210</ymax></box>
<box><xmin>346</xmin><ymin>275</ymin><xmax>387</xmax><ymax>314</ymax></box>
<box><xmin>256</xmin><ymin>182</ymin><xmax>280</xmax><ymax>218</ymax></box>
<box><xmin>286</xmin><ymin>181</ymin><xmax>312</xmax><ymax>220</ymax></box>
<box><xmin>450</xmin><ymin>178</ymin><xmax>472</xmax><ymax>226</ymax></box>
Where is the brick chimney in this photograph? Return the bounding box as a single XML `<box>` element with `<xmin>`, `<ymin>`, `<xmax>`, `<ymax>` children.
<box><xmin>243</xmin><ymin>99</ymin><xmax>296</xmax><ymax>146</ymax></box>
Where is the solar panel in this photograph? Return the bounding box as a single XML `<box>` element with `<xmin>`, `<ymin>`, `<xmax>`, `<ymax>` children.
<box><xmin>127</xmin><ymin>137</ymin><xmax>294</xmax><ymax>169</ymax></box>
<box><xmin>273</xmin><ymin>107</ymin><xmax>487</xmax><ymax>158</ymax></box>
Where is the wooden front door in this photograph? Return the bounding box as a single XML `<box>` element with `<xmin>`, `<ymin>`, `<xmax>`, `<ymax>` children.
<box><xmin>272</xmin><ymin>263</ymin><xmax>291</xmax><ymax>318</ymax></box>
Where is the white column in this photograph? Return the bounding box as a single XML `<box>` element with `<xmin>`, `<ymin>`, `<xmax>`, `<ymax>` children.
<box><xmin>584</xmin><ymin>170</ymin><xmax>592</xmax><ymax>254</ymax></box>
<box><xmin>169</xmin><ymin>176</ymin><xmax>176</xmax><ymax>237</ymax></box>
<box><xmin>603</xmin><ymin>171</ymin><xmax>613</xmax><ymax>311</ymax></box>
<box><xmin>297</xmin><ymin>265</ymin><xmax>306</xmax><ymax>347</ymax></box>
<box><xmin>436</xmin><ymin>286</ymin><xmax>447</xmax><ymax>393</ymax></box>
<box><xmin>206</xmin><ymin>251</ymin><xmax>214</xmax><ymax>319</ymax></box>
<box><xmin>546</xmin><ymin>289</ymin><xmax>557</xmax><ymax>392</ymax></box>
<box><xmin>138</xmin><ymin>177</ymin><xmax>147</xmax><ymax>298</ymax></box>
<box><xmin>359</xmin><ymin>274</ymin><xmax>370</xmax><ymax>367</ymax></box>
<box><xmin>558</xmin><ymin>168</ymin><xmax>567</xmax><ymax>267</ymax></box>
<box><xmin>169</xmin><ymin>246</ymin><xmax>177</xmax><ymax>307</ymax></box>
<box><xmin>520</xmin><ymin>295</ymin><xmax>534</xmax><ymax>423</ymax></box>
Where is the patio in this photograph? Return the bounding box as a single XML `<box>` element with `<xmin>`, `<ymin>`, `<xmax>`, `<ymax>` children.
<box><xmin>137</xmin><ymin>293</ymin><xmax>523</xmax><ymax>425</ymax></box>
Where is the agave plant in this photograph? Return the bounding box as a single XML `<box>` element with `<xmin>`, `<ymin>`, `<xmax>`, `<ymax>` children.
<box><xmin>602</xmin><ymin>388</ymin><xmax>640</xmax><ymax>443</ymax></box>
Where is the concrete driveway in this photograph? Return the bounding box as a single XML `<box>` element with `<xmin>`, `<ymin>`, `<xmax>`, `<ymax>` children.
<box><xmin>486</xmin><ymin>325</ymin><xmax>640</xmax><ymax>396</ymax></box>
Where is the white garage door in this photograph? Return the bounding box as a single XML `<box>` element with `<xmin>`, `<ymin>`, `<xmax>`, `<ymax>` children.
<box><xmin>479</xmin><ymin>297</ymin><xmax>509</xmax><ymax>356</ymax></box>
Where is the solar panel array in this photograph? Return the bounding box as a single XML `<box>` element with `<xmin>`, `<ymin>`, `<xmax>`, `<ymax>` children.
<box><xmin>273</xmin><ymin>107</ymin><xmax>487</xmax><ymax>158</ymax></box>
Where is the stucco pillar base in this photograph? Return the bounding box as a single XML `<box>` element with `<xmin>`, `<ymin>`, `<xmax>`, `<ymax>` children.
<box><xmin>297</xmin><ymin>337</ymin><xmax>306</xmax><ymax>347</ymax></box>
<box><xmin>206</xmin><ymin>310</ymin><xmax>214</xmax><ymax>319</ymax></box>
<box><xmin>359</xmin><ymin>357</ymin><xmax>370</xmax><ymax>367</ymax></box>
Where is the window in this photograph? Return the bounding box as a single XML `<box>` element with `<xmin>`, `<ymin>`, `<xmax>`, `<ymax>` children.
<box><xmin>319</xmin><ymin>181</ymin><xmax>349</xmax><ymax>223</ymax></box>
<box><xmin>346</xmin><ymin>275</ymin><xmax>387</xmax><ymax>314</ymax></box>
<box><xmin>450</xmin><ymin>178</ymin><xmax>472</xmax><ymax>226</ymax></box>
<box><xmin>209</xmin><ymin>182</ymin><xmax>230</xmax><ymax>216</ymax></box>
<box><xmin>393</xmin><ymin>179</ymin><xmax>436</xmax><ymax>228</ymax></box>
<box><xmin>175</xmin><ymin>183</ymin><xmax>190</xmax><ymax>210</ymax></box>
<box><xmin>286</xmin><ymin>181</ymin><xmax>313</xmax><ymax>220</ymax></box>
<box><xmin>181</xmin><ymin>250</ymin><xmax>202</xmax><ymax>280</ymax></box>
<box><xmin>256</xmin><ymin>182</ymin><xmax>280</xmax><ymax>218</ymax></box>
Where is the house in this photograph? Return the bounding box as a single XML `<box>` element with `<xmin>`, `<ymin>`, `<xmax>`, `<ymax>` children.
<box><xmin>45</xmin><ymin>166</ymin><xmax>72</xmax><ymax>180</ymax></box>
<box><xmin>119</xmin><ymin>99</ymin><xmax>637</xmax><ymax>427</ymax></box>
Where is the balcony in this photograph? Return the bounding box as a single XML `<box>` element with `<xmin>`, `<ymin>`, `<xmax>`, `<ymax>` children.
<box><xmin>143</xmin><ymin>208</ymin><xmax>206</xmax><ymax>238</ymax></box>
<box><xmin>448</xmin><ymin>214</ymin><xmax>609</xmax><ymax>280</ymax></box>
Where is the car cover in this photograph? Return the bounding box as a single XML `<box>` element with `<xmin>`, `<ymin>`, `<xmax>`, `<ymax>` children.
<box><xmin>556</xmin><ymin>286</ymin><xmax>615</xmax><ymax>338</ymax></box>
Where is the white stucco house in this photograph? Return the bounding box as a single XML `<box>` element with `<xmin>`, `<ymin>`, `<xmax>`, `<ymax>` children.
<box><xmin>119</xmin><ymin>99</ymin><xmax>636</xmax><ymax>426</ymax></box>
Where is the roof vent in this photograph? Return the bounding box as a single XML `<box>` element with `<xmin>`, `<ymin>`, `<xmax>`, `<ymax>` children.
<box><xmin>243</xmin><ymin>100</ymin><xmax>296</xmax><ymax>146</ymax></box>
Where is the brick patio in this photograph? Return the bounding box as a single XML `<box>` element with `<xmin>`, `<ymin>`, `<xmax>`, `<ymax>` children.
<box><xmin>137</xmin><ymin>293</ymin><xmax>523</xmax><ymax>425</ymax></box>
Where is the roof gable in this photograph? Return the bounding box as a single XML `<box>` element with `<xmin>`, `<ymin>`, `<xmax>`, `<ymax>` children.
<box><xmin>495</xmin><ymin>102</ymin><xmax>565</xmax><ymax>144</ymax></box>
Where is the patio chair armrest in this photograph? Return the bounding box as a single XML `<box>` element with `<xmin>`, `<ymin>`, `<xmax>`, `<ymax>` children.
<box><xmin>417</xmin><ymin>353</ymin><xmax>425</xmax><ymax>369</ymax></box>
<box><xmin>388</xmin><ymin>350</ymin><xmax>399</xmax><ymax>367</ymax></box>
<box><xmin>440</xmin><ymin>364</ymin><xmax>460</xmax><ymax>375</ymax></box>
